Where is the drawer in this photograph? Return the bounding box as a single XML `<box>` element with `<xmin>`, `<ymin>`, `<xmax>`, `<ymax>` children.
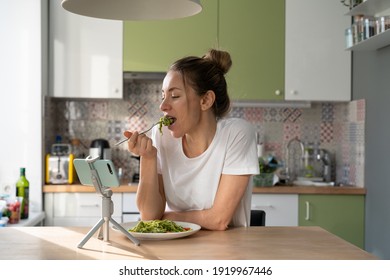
<box><xmin>53</xmin><ymin>193</ymin><xmax>122</xmax><ymax>217</ymax></box>
<box><xmin>122</xmin><ymin>193</ymin><xmax>138</xmax><ymax>213</ymax></box>
<box><xmin>251</xmin><ymin>194</ymin><xmax>298</xmax><ymax>226</ymax></box>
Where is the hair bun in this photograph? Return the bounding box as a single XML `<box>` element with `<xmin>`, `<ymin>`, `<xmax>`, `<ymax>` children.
<box><xmin>203</xmin><ymin>49</ymin><xmax>232</xmax><ymax>75</ymax></box>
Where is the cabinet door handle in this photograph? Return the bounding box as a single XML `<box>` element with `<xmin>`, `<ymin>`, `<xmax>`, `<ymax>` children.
<box><xmin>80</xmin><ymin>204</ymin><xmax>99</xmax><ymax>208</ymax></box>
<box><xmin>305</xmin><ymin>201</ymin><xmax>310</xmax><ymax>221</ymax></box>
<box><xmin>252</xmin><ymin>204</ymin><xmax>273</xmax><ymax>209</ymax></box>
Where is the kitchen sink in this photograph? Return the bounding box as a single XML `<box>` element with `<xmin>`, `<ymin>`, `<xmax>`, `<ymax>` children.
<box><xmin>292</xmin><ymin>180</ymin><xmax>335</xmax><ymax>187</ymax></box>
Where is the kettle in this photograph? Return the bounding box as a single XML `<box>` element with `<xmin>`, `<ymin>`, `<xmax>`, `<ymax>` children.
<box><xmin>89</xmin><ymin>139</ymin><xmax>111</xmax><ymax>160</ymax></box>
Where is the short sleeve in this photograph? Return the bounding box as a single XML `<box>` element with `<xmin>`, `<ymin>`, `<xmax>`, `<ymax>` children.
<box><xmin>222</xmin><ymin>119</ymin><xmax>260</xmax><ymax>175</ymax></box>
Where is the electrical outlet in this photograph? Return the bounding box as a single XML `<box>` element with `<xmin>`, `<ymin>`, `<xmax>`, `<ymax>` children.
<box><xmin>0</xmin><ymin>183</ymin><xmax>15</xmax><ymax>196</ymax></box>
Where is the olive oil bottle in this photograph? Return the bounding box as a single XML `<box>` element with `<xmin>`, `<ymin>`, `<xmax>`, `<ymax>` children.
<box><xmin>16</xmin><ymin>167</ymin><xmax>29</xmax><ymax>219</ymax></box>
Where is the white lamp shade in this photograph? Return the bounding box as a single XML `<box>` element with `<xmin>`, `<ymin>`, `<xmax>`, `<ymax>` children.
<box><xmin>61</xmin><ymin>0</ymin><xmax>202</xmax><ymax>21</ymax></box>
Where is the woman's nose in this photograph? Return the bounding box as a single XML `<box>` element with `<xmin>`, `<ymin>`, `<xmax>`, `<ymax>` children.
<box><xmin>160</xmin><ymin>98</ymin><xmax>170</xmax><ymax>111</ymax></box>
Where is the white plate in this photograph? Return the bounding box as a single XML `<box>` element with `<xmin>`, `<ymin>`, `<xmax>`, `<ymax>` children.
<box><xmin>112</xmin><ymin>221</ymin><xmax>201</xmax><ymax>240</ymax></box>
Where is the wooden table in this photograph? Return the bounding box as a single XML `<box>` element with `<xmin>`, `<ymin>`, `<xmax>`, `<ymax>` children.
<box><xmin>0</xmin><ymin>226</ymin><xmax>376</xmax><ymax>260</ymax></box>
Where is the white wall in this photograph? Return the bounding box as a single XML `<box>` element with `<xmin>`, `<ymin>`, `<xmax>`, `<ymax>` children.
<box><xmin>0</xmin><ymin>0</ymin><xmax>46</xmax><ymax>212</ymax></box>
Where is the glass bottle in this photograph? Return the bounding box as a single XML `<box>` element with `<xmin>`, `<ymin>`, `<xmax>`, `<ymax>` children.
<box><xmin>16</xmin><ymin>167</ymin><xmax>29</xmax><ymax>219</ymax></box>
<box><xmin>71</xmin><ymin>138</ymin><xmax>85</xmax><ymax>158</ymax></box>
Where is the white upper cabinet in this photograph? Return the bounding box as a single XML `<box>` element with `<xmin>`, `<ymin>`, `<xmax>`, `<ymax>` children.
<box><xmin>49</xmin><ymin>0</ymin><xmax>123</xmax><ymax>98</ymax></box>
<box><xmin>285</xmin><ymin>0</ymin><xmax>351</xmax><ymax>101</ymax></box>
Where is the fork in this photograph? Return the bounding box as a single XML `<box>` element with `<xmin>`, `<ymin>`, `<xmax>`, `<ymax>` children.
<box><xmin>114</xmin><ymin>122</ymin><xmax>159</xmax><ymax>146</ymax></box>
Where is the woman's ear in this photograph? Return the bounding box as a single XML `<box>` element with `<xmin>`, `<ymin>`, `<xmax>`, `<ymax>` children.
<box><xmin>200</xmin><ymin>90</ymin><xmax>216</xmax><ymax>111</ymax></box>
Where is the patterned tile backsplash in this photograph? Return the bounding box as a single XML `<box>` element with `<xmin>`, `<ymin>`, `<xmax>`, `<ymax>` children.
<box><xmin>44</xmin><ymin>80</ymin><xmax>365</xmax><ymax>187</ymax></box>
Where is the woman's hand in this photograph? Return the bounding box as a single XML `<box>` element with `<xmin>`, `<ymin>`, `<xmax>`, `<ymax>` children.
<box><xmin>124</xmin><ymin>131</ymin><xmax>157</xmax><ymax>159</ymax></box>
<box><xmin>161</xmin><ymin>174</ymin><xmax>250</xmax><ymax>231</ymax></box>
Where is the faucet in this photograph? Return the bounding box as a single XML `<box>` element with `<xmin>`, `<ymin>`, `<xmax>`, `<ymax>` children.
<box><xmin>316</xmin><ymin>149</ymin><xmax>332</xmax><ymax>182</ymax></box>
<box><xmin>285</xmin><ymin>137</ymin><xmax>305</xmax><ymax>182</ymax></box>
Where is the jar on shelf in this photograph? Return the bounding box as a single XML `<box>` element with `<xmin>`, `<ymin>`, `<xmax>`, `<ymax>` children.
<box><xmin>376</xmin><ymin>16</ymin><xmax>390</xmax><ymax>34</ymax></box>
<box><xmin>352</xmin><ymin>15</ymin><xmax>364</xmax><ymax>44</ymax></box>
<box><xmin>363</xmin><ymin>16</ymin><xmax>375</xmax><ymax>39</ymax></box>
<box><xmin>345</xmin><ymin>27</ymin><xmax>353</xmax><ymax>48</ymax></box>
<box><xmin>385</xmin><ymin>16</ymin><xmax>390</xmax><ymax>31</ymax></box>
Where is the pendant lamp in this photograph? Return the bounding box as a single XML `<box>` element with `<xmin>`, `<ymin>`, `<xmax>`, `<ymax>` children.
<box><xmin>61</xmin><ymin>0</ymin><xmax>202</xmax><ymax>21</ymax></box>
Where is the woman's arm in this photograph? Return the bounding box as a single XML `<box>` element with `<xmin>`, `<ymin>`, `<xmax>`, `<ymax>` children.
<box><xmin>163</xmin><ymin>174</ymin><xmax>250</xmax><ymax>231</ymax></box>
<box><xmin>124</xmin><ymin>131</ymin><xmax>166</xmax><ymax>220</ymax></box>
<box><xmin>136</xmin><ymin>158</ymin><xmax>166</xmax><ymax>220</ymax></box>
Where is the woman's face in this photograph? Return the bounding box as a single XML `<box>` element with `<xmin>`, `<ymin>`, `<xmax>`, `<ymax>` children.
<box><xmin>160</xmin><ymin>70</ymin><xmax>202</xmax><ymax>138</ymax></box>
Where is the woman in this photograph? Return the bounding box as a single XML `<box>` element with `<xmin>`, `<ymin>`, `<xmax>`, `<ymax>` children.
<box><xmin>124</xmin><ymin>49</ymin><xmax>259</xmax><ymax>230</ymax></box>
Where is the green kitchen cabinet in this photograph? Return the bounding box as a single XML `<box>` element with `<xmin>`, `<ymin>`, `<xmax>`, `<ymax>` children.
<box><xmin>123</xmin><ymin>0</ymin><xmax>285</xmax><ymax>101</ymax></box>
<box><xmin>123</xmin><ymin>0</ymin><xmax>218</xmax><ymax>72</ymax></box>
<box><xmin>218</xmin><ymin>0</ymin><xmax>285</xmax><ymax>101</ymax></box>
<box><xmin>299</xmin><ymin>195</ymin><xmax>365</xmax><ymax>249</ymax></box>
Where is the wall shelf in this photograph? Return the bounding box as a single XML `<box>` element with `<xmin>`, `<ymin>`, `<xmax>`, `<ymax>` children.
<box><xmin>346</xmin><ymin>0</ymin><xmax>390</xmax><ymax>16</ymax></box>
<box><xmin>347</xmin><ymin>29</ymin><xmax>390</xmax><ymax>51</ymax></box>
<box><xmin>346</xmin><ymin>0</ymin><xmax>390</xmax><ymax>51</ymax></box>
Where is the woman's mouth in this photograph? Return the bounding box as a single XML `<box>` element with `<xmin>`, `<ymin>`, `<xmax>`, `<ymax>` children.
<box><xmin>166</xmin><ymin>116</ymin><xmax>176</xmax><ymax>125</ymax></box>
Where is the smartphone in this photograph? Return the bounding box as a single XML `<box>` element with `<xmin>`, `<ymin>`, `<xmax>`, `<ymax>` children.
<box><xmin>73</xmin><ymin>159</ymin><xmax>120</xmax><ymax>188</ymax></box>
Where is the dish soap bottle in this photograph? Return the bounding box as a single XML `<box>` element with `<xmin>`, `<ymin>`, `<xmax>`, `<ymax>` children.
<box><xmin>16</xmin><ymin>167</ymin><xmax>29</xmax><ymax>219</ymax></box>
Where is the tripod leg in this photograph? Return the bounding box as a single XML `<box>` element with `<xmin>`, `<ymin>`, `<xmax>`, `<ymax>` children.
<box><xmin>77</xmin><ymin>218</ymin><xmax>105</xmax><ymax>248</ymax></box>
<box><xmin>97</xmin><ymin>218</ymin><xmax>110</xmax><ymax>241</ymax></box>
<box><xmin>110</xmin><ymin>218</ymin><xmax>140</xmax><ymax>246</ymax></box>
<box><xmin>98</xmin><ymin>226</ymin><xmax>103</xmax><ymax>240</ymax></box>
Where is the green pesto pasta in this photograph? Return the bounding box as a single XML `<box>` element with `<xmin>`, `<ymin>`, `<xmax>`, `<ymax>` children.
<box><xmin>158</xmin><ymin>116</ymin><xmax>174</xmax><ymax>134</ymax></box>
<box><xmin>128</xmin><ymin>220</ymin><xmax>188</xmax><ymax>233</ymax></box>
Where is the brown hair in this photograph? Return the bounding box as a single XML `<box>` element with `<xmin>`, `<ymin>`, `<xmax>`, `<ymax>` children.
<box><xmin>169</xmin><ymin>49</ymin><xmax>232</xmax><ymax>118</ymax></box>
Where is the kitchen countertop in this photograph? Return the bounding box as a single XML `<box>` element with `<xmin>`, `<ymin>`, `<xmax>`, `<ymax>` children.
<box><xmin>43</xmin><ymin>183</ymin><xmax>138</xmax><ymax>193</ymax></box>
<box><xmin>0</xmin><ymin>226</ymin><xmax>375</xmax><ymax>260</ymax></box>
<box><xmin>252</xmin><ymin>185</ymin><xmax>366</xmax><ymax>195</ymax></box>
<box><xmin>7</xmin><ymin>211</ymin><xmax>45</xmax><ymax>227</ymax></box>
<box><xmin>43</xmin><ymin>184</ymin><xmax>366</xmax><ymax>195</ymax></box>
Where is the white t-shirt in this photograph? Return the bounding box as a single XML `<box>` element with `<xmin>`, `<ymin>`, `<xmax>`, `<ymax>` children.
<box><xmin>151</xmin><ymin>118</ymin><xmax>260</xmax><ymax>227</ymax></box>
